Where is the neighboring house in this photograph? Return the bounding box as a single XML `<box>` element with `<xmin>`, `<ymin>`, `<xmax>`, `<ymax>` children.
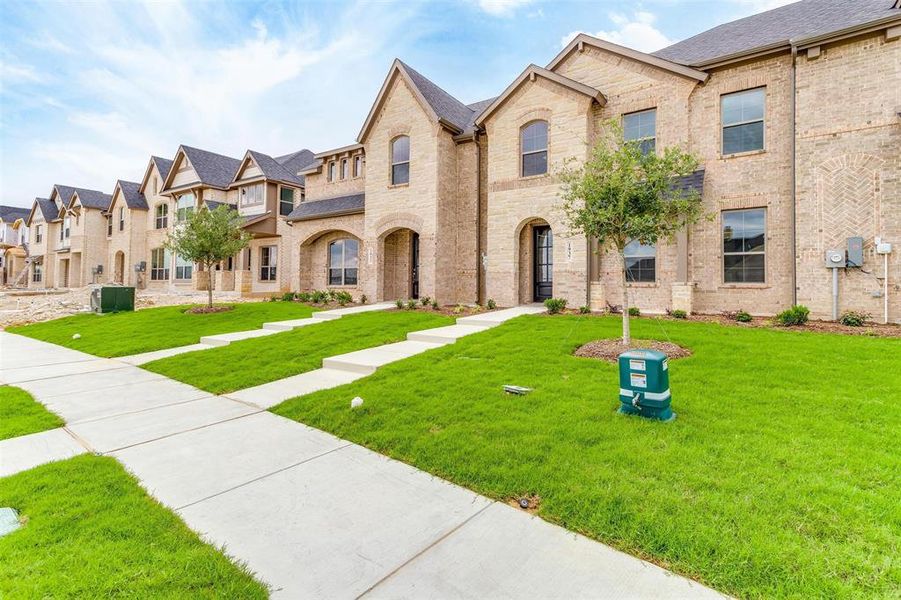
<box><xmin>58</xmin><ymin>187</ymin><xmax>113</xmax><ymax>288</ymax></box>
<box><xmin>106</xmin><ymin>180</ymin><xmax>148</xmax><ymax>286</ymax></box>
<box><xmin>23</xmin><ymin>197</ymin><xmax>59</xmax><ymax>288</ymax></box>
<box><xmin>0</xmin><ymin>205</ymin><xmax>31</xmax><ymax>286</ymax></box>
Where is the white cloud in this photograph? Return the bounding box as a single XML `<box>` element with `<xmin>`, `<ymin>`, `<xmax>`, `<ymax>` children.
<box><xmin>476</xmin><ymin>0</ymin><xmax>533</xmax><ymax>17</ymax></box>
<box><xmin>561</xmin><ymin>10</ymin><xmax>673</xmax><ymax>53</ymax></box>
<box><xmin>0</xmin><ymin>60</ymin><xmax>44</xmax><ymax>84</ymax></box>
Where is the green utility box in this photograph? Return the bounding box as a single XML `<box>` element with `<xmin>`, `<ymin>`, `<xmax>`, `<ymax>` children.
<box><xmin>617</xmin><ymin>349</ymin><xmax>674</xmax><ymax>422</ymax></box>
<box><xmin>91</xmin><ymin>286</ymin><xmax>135</xmax><ymax>314</ymax></box>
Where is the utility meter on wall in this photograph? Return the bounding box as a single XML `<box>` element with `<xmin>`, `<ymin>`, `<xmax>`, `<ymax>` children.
<box><xmin>825</xmin><ymin>249</ymin><xmax>846</xmax><ymax>268</ymax></box>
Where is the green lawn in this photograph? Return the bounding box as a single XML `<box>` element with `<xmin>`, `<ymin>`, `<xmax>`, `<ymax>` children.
<box><xmin>8</xmin><ymin>301</ymin><xmax>315</xmax><ymax>357</ymax></box>
<box><xmin>0</xmin><ymin>455</ymin><xmax>267</xmax><ymax>598</ymax></box>
<box><xmin>143</xmin><ymin>310</ymin><xmax>454</xmax><ymax>394</ymax></box>
<box><xmin>0</xmin><ymin>386</ymin><xmax>64</xmax><ymax>441</ymax></box>
<box><xmin>273</xmin><ymin>314</ymin><xmax>901</xmax><ymax>599</ymax></box>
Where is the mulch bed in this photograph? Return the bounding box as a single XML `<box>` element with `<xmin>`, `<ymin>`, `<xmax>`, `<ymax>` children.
<box><xmin>574</xmin><ymin>339</ymin><xmax>692</xmax><ymax>363</ymax></box>
<box><xmin>184</xmin><ymin>305</ymin><xmax>234</xmax><ymax>315</ymax></box>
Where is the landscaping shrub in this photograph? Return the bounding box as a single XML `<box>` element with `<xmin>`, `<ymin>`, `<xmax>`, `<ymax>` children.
<box><xmin>579</xmin><ymin>305</ymin><xmax>591</xmax><ymax>314</ymax></box>
<box><xmin>431</xmin><ymin>299</ymin><xmax>439</xmax><ymax>310</ymax></box>
<box><xmin>311</xmin><ymin>290</ymin><xmax>329</xmax><ymax>304</ymax></box>
<box><xmin>487</xmin><ymin>299</ymin><xmax>497</xmax><ymax>310</ymax></box>
<box><xmin>334</xmin><ymin>291</ymin><xmax>352</xmax><ymax>306</ymax></box>
<box><xmin>544</xmin><ymin>297</ymin><xmax>567</xmax><ymax>314</ymax></box>
<box><xmin>297</xmin><ymin>292</ymin><xmax>312</xmax><ymax>303</ymax></box>
<box><xmin>452</xmin><ymin>304</ymin><xmax>466</xmax><ymax>314</ymax></box>
<box><xmin>282</xmin><ymin>292</ymin><xmax>296</xmax><ymax>302</ymax></box>
<box><xmin>840</xmin><ymin>310</ymin><xmax>869</xmax><ymax>327</ymax></box>
<box><xmin>269</xmin><ymin>296</ymin><xmax>279</xmax><ymax>302</ymax></box>
<box><xmin>360</xmin><ymin>294</ymin><xmax>367</xmax><ymax>304</ymax></box>
<box><xmin>628</xmin><ymin>307</ymin><xmax>640</xmax><ymax>317</ymax></box>
<box><xmin>671</xmin><ymin>309</ymin><xmax>687</xmax><ymax>319</ymax></box>
<box><xmin>395</xmin><ymin>299</ymin><xmax>404</xmax><ymax>309</ymax></box>
<box><xmin>775</xmin><ymin>304</ymin><xmax>810</xmax><ymax>326</ymax></box>
<box><xmin>406</xmin><ymin>299</ymin><xmax>418</xmax><ymax>310</ymax></box>
<box><xmin>735</xmin><ymin>310</ymin><xmax>752</xmax><ymax>323</ymax></box>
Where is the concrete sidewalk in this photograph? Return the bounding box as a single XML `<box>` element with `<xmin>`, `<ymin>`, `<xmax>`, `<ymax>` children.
<box><xmin>0</xmin><ymin>330</ymin><xmax>725</xmax><ymax>599</ymax></box>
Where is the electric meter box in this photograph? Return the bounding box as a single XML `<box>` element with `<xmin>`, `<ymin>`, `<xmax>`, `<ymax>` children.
<box><xmin>617</xmin><ymin>349</ymin><xmax>674</xmax><ymax>422</ymax></box>
<box><xmin>846</xmin><ymin>237</ymin><xmax>864</xmax><ymax>268</ymax></box>
<box><xmin>825</xmin><ymin>249</ymin><xmax>846</xmax><ymax>268</ymax></box>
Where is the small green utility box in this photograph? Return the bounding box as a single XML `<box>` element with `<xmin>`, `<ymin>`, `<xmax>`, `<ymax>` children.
<box><xmin>91</xmin><ymin>286</ymin><xmax>135</xmax><ymax>314</ymax></box>
<box><xmin>617</xmin><ymin>349</ymin><xmax>674</xmax><ymax>422</ymax></box>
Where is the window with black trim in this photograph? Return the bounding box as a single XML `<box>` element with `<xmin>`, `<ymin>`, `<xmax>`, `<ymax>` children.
<box><xmin>521</xmin><ymin>121</ymin><xmax>548</xmax><ymax>177</ymax></box>
<box><xmin>391</xmin><ymin>136</ymin><xmax>410</xmax><ymax>185</ymax></box>
<box><xmin>260</xmin><ymin>245</ymin><xmax>277</xmax><ymax>281</ymax></box>
<box><xmin>624</xmin><ymin>239</ymin><xmax>656</xmax><ymax>282</ymax></box>
<box><xmin>623</xmin><ymin>109</ymin><xmax>656</xmax><ymax>156</ymax></box>
<box><xmin>723</xmin><ymin>208</ymin><xmax>765</xmax><ymax>283</ymax></box>
<box><xmin>721</xmin><ymin>88</ymin><xmax>764</xmax><ymax>155</ymax></box>
<box><xmin>328</xmin><ymin>239</ymin><xmax>359</xmax><ymax>286</ymax></box>
<box><xmin>279</xmin><ymin>187</ymin><xmax>295</xmax><ymax>216</ymax></box>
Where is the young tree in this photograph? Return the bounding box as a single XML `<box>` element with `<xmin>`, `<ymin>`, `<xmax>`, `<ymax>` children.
<box><xmin>164</xmin><ymin>205</ymin><xmax>251</xmax><ymax>309</ymax></box>
<box><xmin>558</xmin><ymin>121</ymin><xmax>704</xmax><ymax>345</ymax></box>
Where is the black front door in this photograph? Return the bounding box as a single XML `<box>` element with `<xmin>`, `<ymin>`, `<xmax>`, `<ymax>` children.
<box><xmin>533</xmin><ymin>226</ymin><xmax>553</xmax><ymax>301</ymax></box>
<box><xmin>411</xmin><ymin>232</ymin><xmax>420</xmax><ymax>299</ymax></box>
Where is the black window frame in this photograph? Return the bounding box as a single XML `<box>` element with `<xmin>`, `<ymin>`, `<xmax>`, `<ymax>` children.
<box><xmin>260</xmin><ymin>245</ymin><xmax>278</xmax><ymax>281</ymax></box>
<box><xmin>520</xmin><ymin>120</ymin><xmax>548</xmax><ymax>177</ymax></box>
<box><xmin>721</xmin><ymin>88</ymin><xmax>765</xmax><ymax>155</ymax></box>
<box><xmin>391</xmin><ymin>136</ymin><xmax>410</xmax><ymax>185</ymax></box>
<box><xmin>328</xmin><ymin>238</ymin><xmax>359</xmax><ymax>286</ymax></box>
<box><xmin>624</xmin><ymin>239</ymin><xmax>656</xmax><ymax>283</ymax></box>
<box><xmin>722</xmin><ymin>207</ymin><xmax>766</xmax><ymax>284</ymax></box>
<box><xmin>279</xmin><ymin>187</ymin><xmax>295</xmax><ymax>216</ymax></box>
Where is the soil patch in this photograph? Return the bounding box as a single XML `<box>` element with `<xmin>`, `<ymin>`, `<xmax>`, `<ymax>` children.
<box><xmin>184</xmin><ymin>305</ymin><xmax>235</xmax><ymax>315</ymax></box>
<box><xmin>507</xmin><ymin>494</ymin><xmax>541</xmax><ymax>514</ymax></box>
<box><xmin>574</xmin><ymin>339</ymin><xmax>692</xmax><ymax>363</ymax></box>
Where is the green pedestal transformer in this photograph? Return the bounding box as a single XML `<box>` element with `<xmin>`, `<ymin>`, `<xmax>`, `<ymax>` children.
<box><xmin>617</xmin><ymin>349</ymin><xmax>674</xmax><ymax>422</ymax></box>
<box><xmin>90</xmin><ymin>286</ymin><xmax>135</xmax><ymax>314</ymax></box>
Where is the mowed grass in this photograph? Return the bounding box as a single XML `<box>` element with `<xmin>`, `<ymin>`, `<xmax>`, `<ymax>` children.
<box><xmin>0</xmin><ymin>386</ymin><xmax>64</xmax><ymax>441</ymax></box>
<box><xmin>0</xmin><ymin>455</ymin><xmax>267</xmax><ymax>598</ymax></box>
<box><xmin>273</xmin><ymin>315</ymin><xmax>901</xmax><ymax>599</ymax></box>
<box><xmin>144</xmin><ymin>310</ymin><xmax>454</xmax><ymax>394</ymax></box>
<box><xmin>8</xmin><ymin>301</ymin><xmax>315</xmax><ymax>357</ymax></box>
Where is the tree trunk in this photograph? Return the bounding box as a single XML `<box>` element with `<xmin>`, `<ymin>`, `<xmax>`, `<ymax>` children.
<box><xmin>206</xmin><ymin>261</ymin><xmax>214</xmax><ymax>308</ymax></box>
<box><xmin>620</xmin><ymin>250</ymin><xmax>631</xmax><ymax>346</ymax></box>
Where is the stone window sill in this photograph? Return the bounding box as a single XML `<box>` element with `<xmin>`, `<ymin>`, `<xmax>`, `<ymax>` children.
<box><xmin>718</xmin><ymin>283</ymin><xmax>770</xmax><ymax>290</ymax></box>
<box><xmin>626</xmin><ymin>282</ymin><xmax>658</xmax><ymax>288</ymax></box>
<box><xmin>720</xmin><ymin>148</ymin><xmax>766</xmax><ymax>160</ymax></box>
<box><xmin>519</xmin><ymin>173</ymin><xmax>550</xmax><ymax>182</ymax></box>
<box><xmin>387</xmin><ymin>183</ymin><xmax>410</xmax><ymax>190</ymax></box>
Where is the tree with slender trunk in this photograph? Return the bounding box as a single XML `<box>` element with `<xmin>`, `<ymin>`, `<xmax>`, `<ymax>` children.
<box><xmin>558</xmin><ymin>120</ymin><xmax>705</xmax><ymax>345</ymax></box>
<box><xmin>164</xmin><ymin>205</ymin><xmax>251</xmax><ymax>309</ymax></box>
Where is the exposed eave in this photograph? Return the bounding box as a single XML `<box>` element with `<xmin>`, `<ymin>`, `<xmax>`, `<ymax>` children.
<box><xmin>313</xmin><ymin>143</ymin><xmax>364</xmax><ymax>159</ymax></box>
<box><xmin>474</xmin><ymin>64</ymin><xmax>606</xmax><ymax>127</ymax></box>
<box><xmin>548</xmin><ymin>34</ymin><xmax>709</xmax><ymax>82</ymax></box>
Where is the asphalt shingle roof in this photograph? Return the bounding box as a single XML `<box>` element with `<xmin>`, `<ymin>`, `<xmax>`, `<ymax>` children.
<box><xmin>117</xmin><ymin>180</ymin><xmax>148</xmax><ymax>210</ymax></box>
<box><xmin>0</xmin><ymin>205</ymin><xmax>31</xmax><ymax>222</ymax></box>
<box><xmin>34</xmin><ymin>198</ymin><xmax>58</xmax><ymax>222</ymax></box>
<box><xmin>286</xmin><ymin>193</ymin><xmax>365</xmax><ymax>222</ymax></box>
<box><xmin>654</xmin><ymin>0</ymin><xmax>900</xmax><ymax>66</ymax></box>
<box><xmin>180</xmin><ymin>146</ymin><xmax>242</xmax><ymax>189</ymax></box>
<box><xmin>72</xmin><ymin>188</ymin><xmax>113</xmax><ymax>210</ymax></box>
<box><xmin>274</xmin><ymin>149</ymin><xmax>315</xmax><ymax>176</ymax></box>
<box><xmin>400</xmin><ymin>61</ymin><xmax>482</xmax><ymax>134</ymax></box>
<box><xmin>152</xmin><ymin>156</ymin><xmax>174</xmax><ymax>181</ymax></box>
<box><xmin>246</xmin><ymin>150</ymin><xmax>305</xmax><ymax>185</ymax></box>
<box><xmin>672</xmin><ymin>169</ymin><xmax>706</xmax><ymax>197</ymax></box>
<box><xmin>52</xmin><ymin>185</ymin><xmax>78</xmax><ymax>205</ymax></box>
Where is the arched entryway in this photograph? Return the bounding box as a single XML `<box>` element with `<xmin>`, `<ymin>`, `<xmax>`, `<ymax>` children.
<box><xmin>298</xmin><ymin>229</ymin><xmax>363</xmax><ymax>293</ymax></box>
<box><xmin>114</xmin><ymin>251</ymin><xmax>125</xmax><ymax>284</ymax></box>
<box><xmin>516</xmin><ymin>218</ymin><xmax>553</xmax><ymax>303</ymax></box>
<box><xmin>380</xmin><ymin>228</ymin><xmax>419</xmax><ymax>300</ymax></box>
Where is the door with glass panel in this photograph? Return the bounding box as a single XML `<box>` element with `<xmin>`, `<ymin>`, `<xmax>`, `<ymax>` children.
<box><xmin>533</xmin><ymin>226</ymin><xmax>553</xmax><ymax>301</ymax></box>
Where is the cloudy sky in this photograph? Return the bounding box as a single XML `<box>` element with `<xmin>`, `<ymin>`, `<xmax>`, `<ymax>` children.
<box><xmin>0</xmin><ymin>0</ymin><xmax>793</xmax><ymax>208</ymax></box>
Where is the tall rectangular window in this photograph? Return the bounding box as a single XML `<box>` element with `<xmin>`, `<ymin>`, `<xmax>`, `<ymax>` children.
<box><xmin>150</xmin><ymin>248</ymin><xmax>170</xmax><ymax>281</ymax></box>
<box><xmin>118</xmin><ymin>206</ymin><xmax>125</xmax><ymax>231</ymax></box>
<box><xmin>722</xmin><ymin>88</ymin><xmax>764</xmax><ymax>155</ymax></box>
<box><xmin>624</xmin><ymin>239</ymin><xmax>656</xmax><ymax>282</ymax></box>
<box><xmin>155</xmin><ymin>204</ymin><xmax>168</xmax><ymax>229</ymax></box>
<box><xmin>176</xmin><ymin>194</ymin><xmax>195</xmax><ymax>222</ymax></box>
<box><xmin>340</xmin><ymin>158</ymin><xmax>348</xmax><ymax>180</ymax></box>
<box><xmin>723</xmin><ymin>208</ymin><xmax>765</xmax><ymax>283</ymax></box>
<box><xmin>521</xmin><ymin>121</ymin><xmax>548</xmax><ymax>177</ymax></box>
<box><xmin>623</xmin><ymin>109</ymin><xmax>656</xmax><ymax>155</ymax></box>
<box><xmin>279</xmin><ymin>187</ymin><xmax>295</xmax><ymax>216</ymax></box>
<box><xmin>260</xmin><ymin>246</ymin><xmax>277</xmax><ymax>281</ymax></box>
<box><xmin>328</xmin><ymin>239</ymin><xmax>359</xmax><ymax>286</ymax></box>
<box><xmin>175</xmin><ymin>254</ymin><xmax>193</xmax><ymax>280</ymax></box>
<box><xmin>34</xmin><ymin>225</ymin><xmax>42</xmax><ymax>243</ymax></box>
<box><xmin>327</xmin><ymin>161</ymin><xmax>336</xmax><ymax>182</ymax></box>
<box><xmin>391</xmin><ymin>136</ymin><xmax>410</xmax><ymax>185</ymax></box>
<box><xmin>32</xmin><ymin>263</ymin><xmax>42</xmax><ymax>283</ymax></box>
<box><xmin>353</xmin><ymin>155</ymin><xmax>363</xmax><ymax>178</ymax></box>
<box><xmin>106</xmin><ymin>215</ymin><xmax>112</xmax><ymax>237</ymax></box>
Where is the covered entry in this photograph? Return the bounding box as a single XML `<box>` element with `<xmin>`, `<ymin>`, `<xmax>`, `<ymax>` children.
<box><xmin>516</xmin><ymin>218</ymin><xmax>553</xmax><ymax>303</ymax></box>
<box><xmin>381</xmin><ymin>228</ymin><xmax>419</xmax><ymax>300</ymax></box>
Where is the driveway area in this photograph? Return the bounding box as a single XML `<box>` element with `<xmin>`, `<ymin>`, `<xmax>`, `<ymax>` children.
<box><xmin>0</xmin><ymin>331</ymin><xmax>723</xmax><ymax>598</ymax></box>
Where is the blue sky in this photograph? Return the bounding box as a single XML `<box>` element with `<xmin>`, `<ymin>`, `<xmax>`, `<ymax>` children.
<box><xmin>0</xmin><ymin>0</ymin><xmax>791</xmax><ymax>208</ymax></box>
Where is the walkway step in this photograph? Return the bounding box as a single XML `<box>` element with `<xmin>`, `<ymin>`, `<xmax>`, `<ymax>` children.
<box><xmin>323</xmin><ymin>340</ymin><xmax>446</xmax><ymax>375</ymax></box>
<box><xmin>226</xmin><ymin>367</ymin><xmax>365</xmax><ymax>409</ymax></box>
<box><xmin>313</xmin><ymin>302</ymin><xmax>395</xmax><ymax>319</ymax></box>
<box><xmin>117</xmin><ymin>343</ymin><xmax>214</xmax><ymax>365</ymax></box>
<box><xmin>457</xmin><ymin>305</ymin><xmax>546</xmax><ymax>326</ymax></box>
<box><xmin>0</xmin><ymin>428</ymin><xmax>87</xmax><ymax>477</ymax></box>
<box><xmin>199</xmin><ymin>328</ymin><xmax>279</xmax><ymax>347</ymax></box>
<box><xmin>262</xmin><ymin>317</ymin><xmax>319</xmax><ymax>332</ymax></box>
<box><xmin>407</xmin><ymin>323</ymin><xmax>490</xmax><ymax>344</ymax></box>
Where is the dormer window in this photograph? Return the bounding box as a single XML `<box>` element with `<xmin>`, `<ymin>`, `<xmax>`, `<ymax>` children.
<box><xmin>340</xmin><ymin>158</ymin><xmax>348</xmax><ymax>180</ymax></box>
<box><xmin>353</xmin><ymin>155</ymin><xmax>363</xmax><ymax>178</ymax></box>
<box><xmin>391</xmin><ymin>136</ymin><xmax>410</xmax><ymax>185</ymax></box>
<box><xmin>521</xmin><ymin>120</ymin><xmax>548</xmax><ymax>177</ymax></box>
<box><xmin>328</xmin><ymin>161</ymin><xmax>336</xmax><ymax>182</ymax></box>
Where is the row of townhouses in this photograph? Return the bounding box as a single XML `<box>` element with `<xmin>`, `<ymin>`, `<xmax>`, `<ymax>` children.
<box><xmin>10</xmin><ymin>0</ymin><xmax>901</xmax><ymax>321</ymax></box>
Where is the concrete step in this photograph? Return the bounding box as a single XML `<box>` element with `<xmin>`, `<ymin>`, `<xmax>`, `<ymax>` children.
<box><xmin>456</xmin><ymin>305</ymin><xmax>546</xmax><ymax>327</ymax></box>
<box><xmin>117</xmin><ymin>343</ymin><xmax>214</xmax><ymax>365</ymax></box>
<box><xmin>323</xmin><ymin>340</ymin><xmax>446</xmax><ymax>375</ymax></box>
<box><xmin>407</xmin><ymin>323</ymin><xmax>490</xmax><ymax>344</ymax></box>
<box><xmin>200</xmin><ymin>328</ymin><xmax>279</xmax><ymax>347</ymax></box>
<box><xmin>262</xmin><ymin>317</ymin><xmax>320</xmax><ymax>332</ymax></box>
<box><xmin>313</xmin><ymin>302</ymin><xmax>395</xmax><ymax>319</ymax></box>
<box><xmin>226</xmin><ymin>367</ymin><xmax>366</xmax><ymax>409</ymax></box>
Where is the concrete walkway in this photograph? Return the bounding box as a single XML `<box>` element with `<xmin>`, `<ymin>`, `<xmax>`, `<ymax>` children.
<box><xmin>0</xmin><ymin>324</ymin><xmax>725</xmax><ymax>598</ymax></box>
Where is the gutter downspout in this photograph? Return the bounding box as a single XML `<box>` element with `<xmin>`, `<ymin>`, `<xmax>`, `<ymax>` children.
<box><xmin>790</xmin><ymin>44</ymin><xmax>798</xmax><ymax>306</ymax></box>
<box><xmin>475</xmin><ymin>132</ymin><xmax>483</xmax><ymax>305</ymax></box>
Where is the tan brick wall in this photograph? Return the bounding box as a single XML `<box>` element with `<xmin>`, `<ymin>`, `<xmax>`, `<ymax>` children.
<box><xmin>306</xmin><ymin>150</ymin><xmax>365</xmax><ymax>202</ymax></box>
<box><xmin>283</xmin><ymin>213</ymin><xmax>365</xmax><ymax>299</ymax></box>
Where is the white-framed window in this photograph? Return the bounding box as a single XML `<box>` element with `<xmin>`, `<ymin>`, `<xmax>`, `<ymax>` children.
<box><xmin>328</xmin><ymin>239</ymin><xmax>359</xmax><ymax>286</ymax></box>
<box><xmin>34</xmin><ymin>224</ymin><xmax>42</xmax><ymax>243</ymax></box>
<box><xmin>624</xmin><ymin>239</ymin><xmax>656</xmax><ymax>282</ymax></box>
<box><xmin>176</xmin><ymin>194</ymin><xmax>195</xmax><ymax>223</ymax></box>
<box><xmin>353</xmin><ymin>155</ymin><xmax>363</xmax><ymax>178</ymax></box>
<box><xmin>175</xmin><ymin>253</ymin><xmax>193</xmax><ymax>280</ymax></box>
<box><xmin>118</xmin><ymin>206</ymin><xmax>125</xmax><ymax>231</ymax></box>
<box><xmin>340</xmin><ymin>158</ymin><xmax>348</xmax><ymax>180</ymax></box>
<box><xmin>520</xmin><ymin>120</ymin><xmax>548</xmax><ymax>177</ymax></box>
<box><xmin>327</xmin><ymin>161</ymin><xmax>336</xmax><ymax>182</ymax></box>
<box><xmin>723</xmin><ymin>208</ymin><xmax>765</xmax><ymax>283</ymax></box>
<box><xmin>155</xmin><ymin>203</ymin><xmax>168</xmax><ymax>229</ymax></box>
<box><xmin>260</xmin><ymin>245</ymin><xmax>277</xmax><ymax>281</ymax></box>
<box><xmin>32</xmin><ymin>263</ymin><xmax>42</xmax><ymax>283</ymax></box>
<box><xmin>721</xmin><ymin>88</ymin><xmax>765</xmax><ymax>155</ymax></box>
<box><xmin>391</xmin><ymin>136</ymin><xmax>410</xmax><ymax>185</ymax></box>
<box><xmin>150</xmin><ymin>248</ymin><xmax>170</xmax><ymax>281</ymax></box>
<box><xmin>279</xmin><ymin>187</ymin><xmax>295</xmax><ymax>216</ymax></box>
<box><xmin>239</xmin><ymin>183</ymin><xmax>264</xmax><ymax>207</ymax></box>
<box><xmin>623</xmin><ymin>108</ymin><xmax>656</xmax><ymax>156</ymax></box>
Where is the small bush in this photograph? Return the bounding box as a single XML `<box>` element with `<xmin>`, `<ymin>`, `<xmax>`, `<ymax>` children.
<box><xmin>775</xmin><ymin>304</ymin><xmax>810</xmax><ymax>326</ymax></box>
<box><xmin>406</xmin><ymin>299</ymin><xmax>418</xmax><ymax>310</ymax></box>
<box><xmin>579</xmin><ymin>305</ymin><xmax>591</xmax><ymax>315</ymax></box>
<box><xmin>486</xmin><ymin>298</ymin><xmax>497</xmax><ymax>310</ymax></box>
<box><xmin>333</xmin><ymin>291</ymin><xmax>352</xmax><ymax>306</ymax></box>
<box><xmin>360</xmin><ymin>294</ymin><xmax>368</xmax><ymax>304</ymax></box>
<box><xmin>431</xmin><ymin>299</ymin><xmax>439</xmax><ymax>310</ymax></box>
<box><xmin>671</xmin><ymin>309</ymin><xmax>687</xmax><ymax>319</ymax></box>
<box><xmin>311</xmin><ymin>290</ymin><xmax>329</xmax><ymax>304</ymax></box>
<box><xmin>735</xmin><ymin>310</ymin><xmax>752</xmax><ymax>323</ymax></box>
<box><xmin>282</xmin><ymin>292</ymin><xmax>296</xmax><ymax>302</ymax></box>
<box><xmin>420</xmin><ymin>296</ymin><xmax>431</xmax><ymax>307</ymax></box>
<box><xmin>395</xmin><ymin>299</ymin><xmax>404</xmax><ymax>309</ymax></box>
<box><xmin>628</xmin><ymin>307</ymin><xmax>640</xmax><ymax>317</ymax></box>
<box><xmin>840</xmin><ymin>310</ymin><xmax>869</xmax><ymax>327</ymax></box>
<box><xmin>544</xmin><ymin>297</ymin><xmax>567</xmax><ymax>315</ymax></box>
<box><xmin>269</xmin><ymin>295</ymin><xmax>279</xmax><ymax>302</ymax></box>
<box><xmin>452</xmin><ymin>304</ymin><xmax>466</xmax><ymax>314</ymax></box>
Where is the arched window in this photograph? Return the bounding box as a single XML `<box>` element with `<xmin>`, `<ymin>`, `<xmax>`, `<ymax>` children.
<box><xmin>340</xmin><ymin>158</ymin><xmax>348</xmax><ymax>180</ymax></box>
<box><xmin>624</xmin><ymin>239</ymin><xmax>656</xmax><ymax>282</ymax></box>
<box><xmin>391</xmin><ymin>136</ymin><xmax>410</xmax><ymax>185</ymax></box>
<box><xmin>328</xmin><ymin>239</ymin><xmax>359</xmax><ymax>286</ymax></box>
<box><xmin>520</xmin><ymin>120</ymin><xmax>548</xmax><ymax>177</ymax></box>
